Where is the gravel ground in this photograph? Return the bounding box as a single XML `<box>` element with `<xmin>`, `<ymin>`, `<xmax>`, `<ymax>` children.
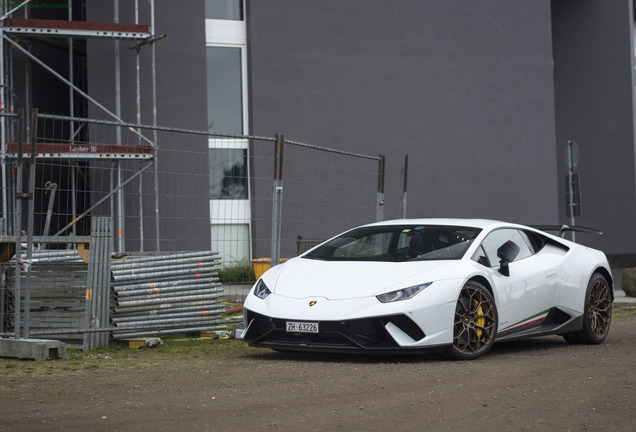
<box><xmin>1</xmin><ymin>314</ymin><xmax>634</xmax><ymax>432</ymax></box>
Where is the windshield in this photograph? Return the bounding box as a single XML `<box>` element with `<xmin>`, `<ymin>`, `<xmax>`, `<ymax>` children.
<box><xmin>303</xmin><ymin>225</ymin><xmax>481</xmax><ymax>262</ymax></box>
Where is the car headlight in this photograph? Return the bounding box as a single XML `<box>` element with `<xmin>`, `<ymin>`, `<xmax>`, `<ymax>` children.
<box><xmin>376</xmin><ymin>282</ymin><xmax>432</xmax><ymax>303</ymax></box>
<box><xmin>253</xmin><ymin>279</ymin><xmax>272</xmax><ymax>299</ymax></box>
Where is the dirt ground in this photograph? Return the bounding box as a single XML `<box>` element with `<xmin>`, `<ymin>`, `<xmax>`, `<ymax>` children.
<box><xmin>1</xmin><ymin>316</ymin><xmax>635</xmax><ymax>432</ymax></box>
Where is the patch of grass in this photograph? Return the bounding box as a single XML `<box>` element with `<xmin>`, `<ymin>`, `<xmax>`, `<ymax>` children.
<box><xmin>218</xmin><ymin>262</ymin><xmax>256</xmax><ymax>284</ymax></box>
<box><xmin>83</xmin><ymin>364</ymin><xmax>100</xmax><ymax>370</ymax></box>
<box><xmin>614</xmin><ymin>306</ymin><xmax>636</xmax><ymax>318</ymax></box>
<box><xmin>0</xmin><ymin>336</ymin><xmax>261</xmax><ymax>379</ymax></box>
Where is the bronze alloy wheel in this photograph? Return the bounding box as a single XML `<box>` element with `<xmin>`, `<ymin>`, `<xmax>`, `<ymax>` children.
<box><xmin>564</xmin><ymin>272</ymin><xmax>612</xmax><ymax>344</ymax></box>
<box><xmin>449</xmin><ymin>281</ymin><xmax>498</xmax><ymax>360</ymax></box>
<box><xmin>587</xmin><ymin>275</ymin><xmax>613</xmax><ymax>339</ymax></box>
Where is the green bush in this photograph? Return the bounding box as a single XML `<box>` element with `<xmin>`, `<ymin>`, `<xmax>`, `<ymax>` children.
<box><xmin>218</xmin><ymin>262</ymin><xmax>256</xmax><ymax>284</ymax></box>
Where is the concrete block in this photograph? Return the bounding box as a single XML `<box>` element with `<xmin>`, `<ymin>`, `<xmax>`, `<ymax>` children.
<box><xmin>0</xmin><ymin>338</ymin><xmax>67</xmax><ymax>361</ymax></box>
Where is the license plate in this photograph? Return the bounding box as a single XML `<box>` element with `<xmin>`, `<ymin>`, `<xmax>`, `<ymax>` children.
<box><xmin>286</xmin><ymin>321</ymin><xmax>319</xmax><ymax>333</ymax></box>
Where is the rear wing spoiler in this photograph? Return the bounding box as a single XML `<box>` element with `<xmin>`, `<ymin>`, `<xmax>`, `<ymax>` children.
<box><xmin>531</xmin><ymin>225</ymin><xmax>603</xmax><ymax>238</ymax></box>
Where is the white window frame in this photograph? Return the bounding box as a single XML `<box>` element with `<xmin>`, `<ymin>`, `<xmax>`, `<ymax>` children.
<box><xmin>206</xmin><ymin>4</ymin><xmax>252</xmax><ymax>265</ymax></box>
<box><xmin>209</xmin><ymin>140</ymin><xmax>251</xmax><ymax>225</ymax></box>
<box><xmin>205</xmin><ymin>19</ymin><xmax>249</xmax><ymax>135</ymax></box>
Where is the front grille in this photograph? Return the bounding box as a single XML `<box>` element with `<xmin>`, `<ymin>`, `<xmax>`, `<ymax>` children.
<box><xmin>243</xmin><ymin>309</ymin><xmax>425</xmax><ymax>351</ymax></box>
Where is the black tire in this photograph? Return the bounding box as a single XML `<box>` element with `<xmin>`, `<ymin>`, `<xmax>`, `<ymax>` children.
<box><xmin>563</xmin><ymin>272</ymin><xmax>612</xmax><ymax>344</ymax></box>
<box><xmin>447</xmin><ymin>281</ymin><xmax>498</xmax><ymax>360</ymax></box>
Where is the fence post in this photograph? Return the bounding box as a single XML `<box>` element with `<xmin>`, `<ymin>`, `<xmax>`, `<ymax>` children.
<box><xmin>0</xmin><ymin>221</ymin><xmax>5</xmax><ymax>335</ymax></box>
<box><xmin>12</xmin><ymin>110</ymin><xmax>27</xmax><ymax>338</ymax></box>
<box><xmin>24</xmin><ymin>109</ymin><xmax>36</xmax><ymax>337</ymax></box>
<box><xmin>271</xmin><ymin>135</ymin><xmax>284</xmax><ymax>266</ymax></box>
<box><xmin>399</xmin><ymin>155</ymin><xmax>408</xmax><ymax>219</ymax></box>
<box><xmin>376</xmin><ymin>154</ymin><xmax>385</xmax><ymax>222</ymax></box>
<box><xmin>84</xmin><ymin>217</ymin><xmax>113</xmax><ymax>349</ymax></box>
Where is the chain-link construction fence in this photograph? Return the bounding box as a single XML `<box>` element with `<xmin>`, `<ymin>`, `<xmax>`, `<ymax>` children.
<box><xmin>0</xmin><ymin>109</ymin><xmax>390</xmax><ymax>347</ymax></box>
<box><xmin>249</xmin><ymin>135</ymin><xmax>384</xmax><ymax>261</ymax></box>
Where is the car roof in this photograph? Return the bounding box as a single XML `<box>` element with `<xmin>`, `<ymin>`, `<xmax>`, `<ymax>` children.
<box><xmin>365</xmin><ymin>218</ymin><xmax>509</xmax><ymax>230</ymax></box>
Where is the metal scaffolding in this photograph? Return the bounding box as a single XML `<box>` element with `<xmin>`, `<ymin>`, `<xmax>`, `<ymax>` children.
<box><xmin>0</xmin><ymin>0</ymin><xmax>161</xmax><ymax>253</ymax></box>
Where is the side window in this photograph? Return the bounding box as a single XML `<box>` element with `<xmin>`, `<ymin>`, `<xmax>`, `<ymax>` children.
<box><xmin>474</xmin><ymin>229</ymin><xmax>533</xmax><ymax>268</ymax></box>
<box><xmin>522</xmin><ymin>230</ymin><xmax>546</xmax><ymax>253</ymax></box>
<box><xmin>471</xmin><ymin>244</ymin><xmax>490</xmax><ymax>267</ymax></box>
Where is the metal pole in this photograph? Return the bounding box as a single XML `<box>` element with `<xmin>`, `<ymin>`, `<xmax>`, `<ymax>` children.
<box><xmin>42</xmin><ymin>182</ymin><xmax>58</xmax><ymax>242</ymax></box>
<box><xmin>12</xmin><ymin>110</ymin><xmax>25</xmax><ymax>338</ymax></box>
<box><xmin>24</xmin><ymin>40</ymin><xmax>31</xmax><ymax>147</ymax></box>
<box><xmin>1</xmin><ymin>23</ymin><xmax>6</xmax><ymax>221</ymax></box>
<box><xmin>71</xmin><ymin>165</ymin><xmax>77</xmax><ymax>236</ymax></box>
<box><xmin>103</xmin><ymin>218</ymin><xmax>113</xmax><ymax>346</ymax></box>
<box><xmin>68</xmin><ymin>0</ymin><xmax>74</xmax><ymax>141</ymax></box>
<box><xmin>135</xmin><ymin>0</ymin><xmax>144</xmax><ymax>252</ymax></box>
<box><xmin>13</xmin><ymin>199</ymin><xmax>21</xmax><ymax>338</ymax></box>
<box><xmin>376</xmin><ymin>154</ymin><xmax>385</xmax><ymax>222</ymax></box>
<box><xmin>84</xmin><ymin>220</ymin><xmax>95</xmax><ymax>350</ymax></box>
<box><xmin>151</xmin><ymin>0</ymin><xmax>161</xmax><ymax>252</ymax></box>
<box><xmin>114</xmin><ymin>1</ymin><xmax>125</xmax><ymax>252</ymax></box>
<box><xmin>399</xmin><ymin>154</ymin><xmax>408</xmax><ymax>219</ymax></box>
<box><xmin>68</xmin><ymin>0</ymin><xmax>76</xmax><ymax>237</ymax></box>
<box><xmin>24</xmin><ymin>108</ymin><xmax>37</xmax><ymax>337</ymax></box>
<box><xmin>93</xmin><ymin>218</ymin><xmax>104</xmax><ymax>348</ymax></box>
<box><xmin>109</xmin><ymin>162</ymin><xmax>114</xmax><ymax>245</ymax></box>
<box><xmin>271</xmin><ymin>135</ymin><xmax>284</xmax><ymax>266</ymax></box>
<box><xmin>0</xmin><ymin>0</ymin><xmax>30</xmax><ymax>21</ymax></box>
<box><xmin>567</xmin><ymin>140</ymin><xmax>576</xmax><ymax>242</ymax></box>
<box><xmin>0</xmin><ymin>243</ymin><xmax>5</xmax><ymax>335</ymax></box>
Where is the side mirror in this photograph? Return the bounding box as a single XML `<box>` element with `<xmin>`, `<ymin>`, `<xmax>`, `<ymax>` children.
<box><xmin>497</xmin><ymin>240</ymin><xmax>520</xmax><ymax>277</ymax></box>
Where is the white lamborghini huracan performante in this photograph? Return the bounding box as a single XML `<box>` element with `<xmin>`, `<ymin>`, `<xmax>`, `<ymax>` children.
<box><xmin>239</xmin><ymin>219</ymin><xmax>613</xmax><ymax>359</ymax></box>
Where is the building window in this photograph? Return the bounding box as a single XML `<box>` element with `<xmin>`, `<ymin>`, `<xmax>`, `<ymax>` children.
<box><xmin>209</xmin><ymin>148</ymin><xmax>248</xmax><ymax>199</ymax></box>
<box><xmin>205</xmin><ymin>0</ymin><xmax>244</xmax><ymax>21</ymax></box>
<box><xmin>206</xmin><ymin>46</ymin><xmax>243</xmax><ymax>135</ymax></box>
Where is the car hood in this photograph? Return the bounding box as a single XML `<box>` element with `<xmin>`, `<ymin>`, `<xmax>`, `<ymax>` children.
<box><xmin>268</xmin><ymin>257</ymin><xmax>462</xmax><ymax>300</ymax></box>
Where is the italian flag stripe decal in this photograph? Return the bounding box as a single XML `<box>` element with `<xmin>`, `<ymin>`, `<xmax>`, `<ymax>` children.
<box><xmin>499</xmin><ymin>309</ymin><xmax>551</xmax><ymax>334</ymax></box>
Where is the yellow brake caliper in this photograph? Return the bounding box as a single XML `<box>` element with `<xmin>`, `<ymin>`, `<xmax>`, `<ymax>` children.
<box><xmin>474</xmin><ymin>300</ymin><xmax>485</xmax><ymax>340</ymax></box>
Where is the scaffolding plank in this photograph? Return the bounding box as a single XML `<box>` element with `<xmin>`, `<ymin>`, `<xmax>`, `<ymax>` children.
<box><xmin>3</xmin><ymin>18</ymin><xmax>150</xmax><ymax>40</ymax></box>
<box><xmin>4</xmin><ymin>142</ymin><xmax>153</xmax><ymax>160</ymax></box>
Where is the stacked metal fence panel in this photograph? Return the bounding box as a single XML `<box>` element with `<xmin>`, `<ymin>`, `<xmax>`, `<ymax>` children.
<box><xmin>2</xmin><ymin>249</ymin><xmax>226</xmax><ymax>344</ymax></box>
<box><xmin>110</xmin><ymin>251</ymin><xmax>225</xmax><ymax>339</ymax></box>
<box><xmin>84</xmin><ymin>217</ymin><xmax>112</xmax><ymax>349</ymax></box>
<box><xmin>4</xmin><ymin>250</ymin><xmax>88</xmax><ymax>339</ymax></box>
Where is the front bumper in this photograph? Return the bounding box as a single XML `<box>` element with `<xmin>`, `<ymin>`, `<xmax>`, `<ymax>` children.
<box><xmin>241</xmin><ymin>308</ymin><xmax>451</xmax><ymax>354</ymax></box>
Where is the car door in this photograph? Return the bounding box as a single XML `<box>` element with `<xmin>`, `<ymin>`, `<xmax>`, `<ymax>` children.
<box><xmin>472</xmin><ymin>228</ymin><xmax>559</xmax><ymax>334</ymax></box>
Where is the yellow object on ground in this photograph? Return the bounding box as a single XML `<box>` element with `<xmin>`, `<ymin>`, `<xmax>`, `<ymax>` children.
<box><xmin>251</xmin><ymin>258</ymin><xmax>289</xmax><ymax>280</ymax></box>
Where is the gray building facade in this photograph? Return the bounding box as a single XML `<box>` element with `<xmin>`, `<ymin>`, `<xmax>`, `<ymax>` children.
<box><xmin>246</xmin><ymin>0</ymin><xmax>636</xmax><ymax>262</ymax></box>
<box><xmin>552</xmin><ymin>0</ymin><xmax>636</xmax><ymax>259</ymax></box>
<box><xmin>3</xmin><ymin>0</ymin><xmax>636</xmax><ymax>265</ymax></box>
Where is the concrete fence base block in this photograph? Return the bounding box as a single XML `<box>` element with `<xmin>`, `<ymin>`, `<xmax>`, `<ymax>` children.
<box><xmin>0</xmin><ymin>338</ymin><xmax>68</xmax><ymax>361</ymax></box>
